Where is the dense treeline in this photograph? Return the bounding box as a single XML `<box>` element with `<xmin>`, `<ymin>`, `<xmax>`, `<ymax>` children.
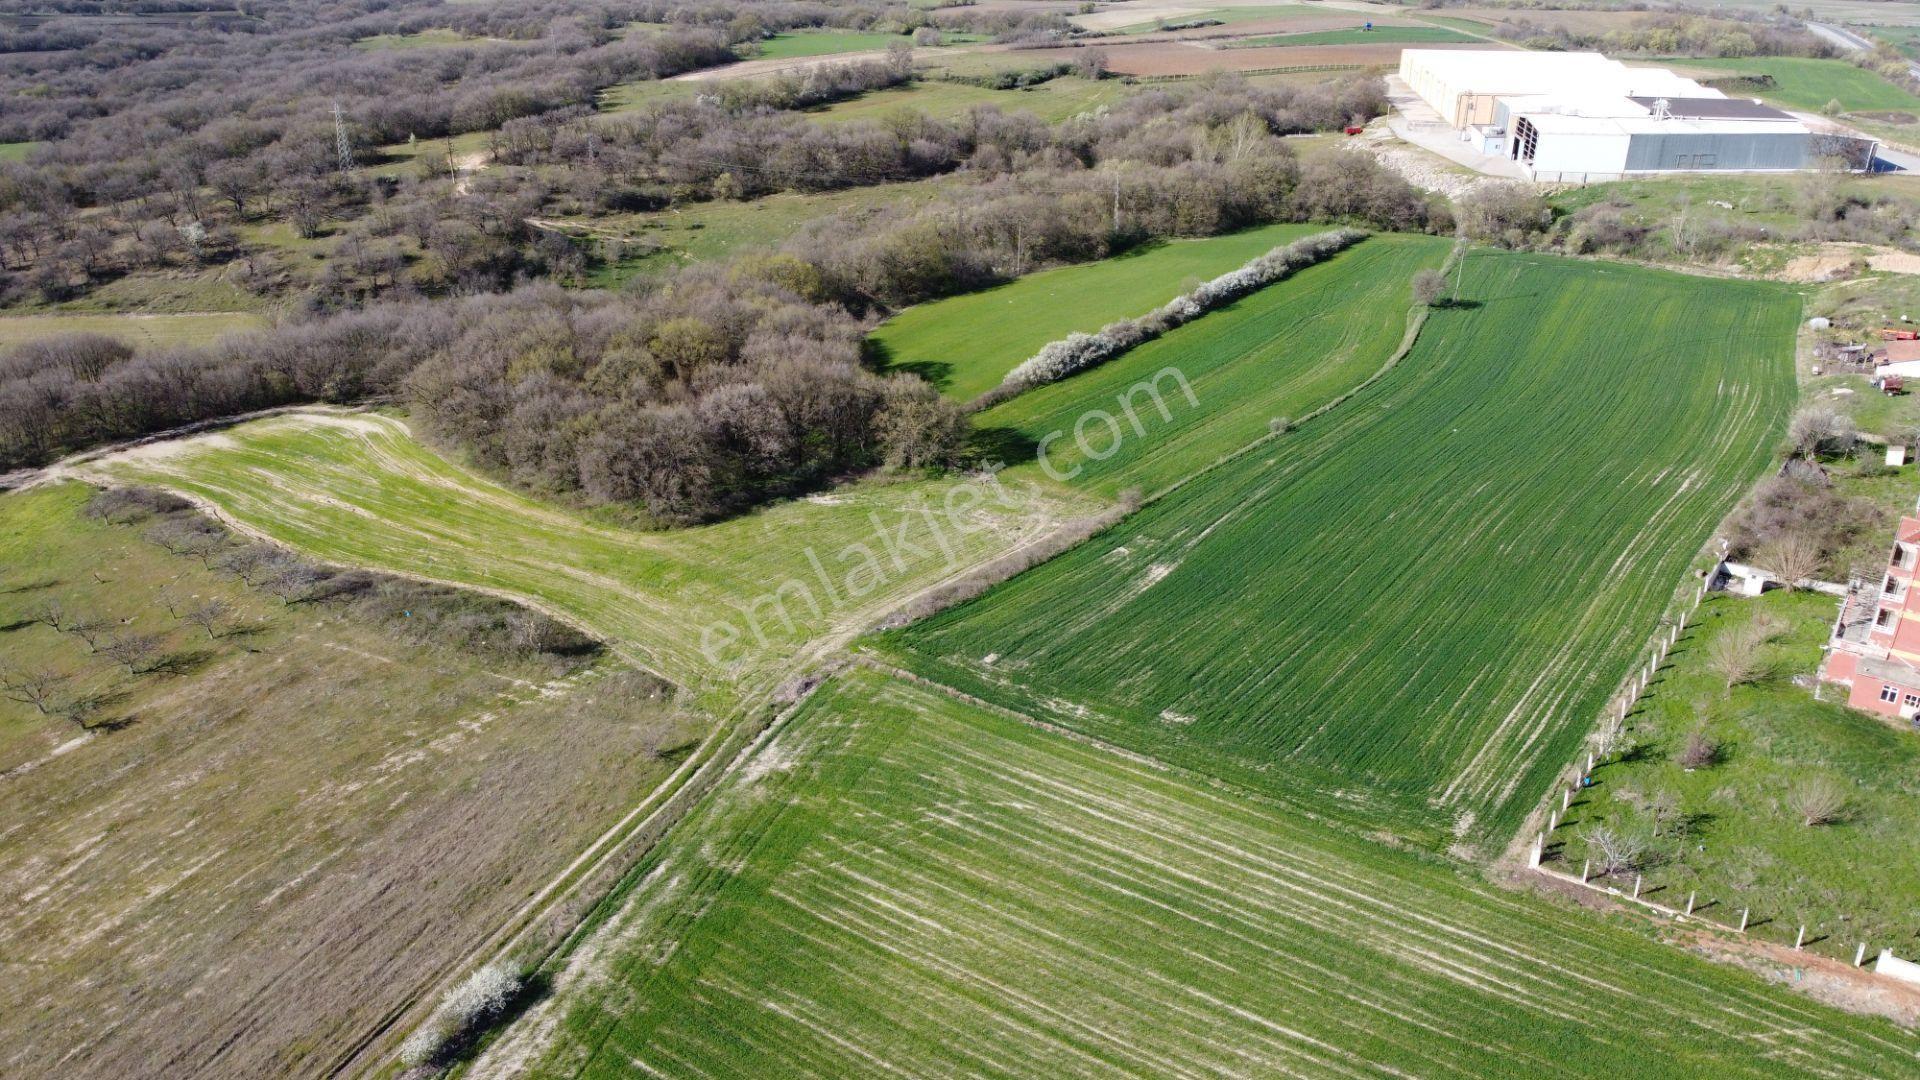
<box><xmin>1411</xmin><ymin>1</ymin><xmax>1833</xmax><ymax>59</ymax></box>
<box><xmin>1492</xmin><ymin>14</ymin><xmax>1833</xmax><ymax>59</ymax></box>
<box><xmin>0</xmin><ymin>266</ymin><xmax>958</xmax><ymax>524</ymax></box>
<box><xmin>0</xmin><ymin>67</ymin><xmax>1438</xmax><ymax>523</ymax></box>
<box><xmin>0</xmin><ymin>0</ymin><xmax>1074</xmax><ymax>306</ymax></box>
<box><xmin>504</xmin><ymin>71</ymin><xmax>1390</xmax><ymax>207</ymax></box>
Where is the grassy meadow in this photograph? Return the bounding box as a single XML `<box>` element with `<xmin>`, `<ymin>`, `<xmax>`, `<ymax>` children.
<box><xmin>0</xmin><ymin>311</ymin><xmax>267</xmax><ymax>352</ymax></box>
<box><xmin>81</xmin><ymin>412</ymin><xmax>1100</xmax><ymax>709</ymax></box>
<box><xmin>1670</xmin><ymin>57</ymin><xmax>1920</xmax><ymax>115</ymax></box>
<box><xmin>1233</xmin><ymin>26</ymin><xmax>1482</xmax><ymax>47</ymax></box>
<box><xmin>750</xmin><ymin>30</ymin><xmax>904</xmax><ymax>59</ymax></box>
<box><xmin>482</xmin><ymin>669</ymin><xmax>1915</xmax><ymax>1080</ymax></box>
<box><xmin>880</xmin><ymin>252</ymin><xmax>1799</xmax><ymax>849</ymax></box>
<box><xmin>977</xmin><ymin>232</ymin><xmax>1449</xmax><ymax>494</ymax></box>
<box><xmin>0</xmin><ymin>483</ymin><xmax>699</xmax><ymax>1078</ymax></box>
<box><xmin>353</xmin><ymin>28</ymin><xmax>491</xmax><ymax>50</ymax></box>
<box><xmin>871</xmin><ymin>222</ymin><xmax>1328</xmax><ymax>400</ymax></box>
<box><xmin>575</xmin><ymin>176</ymin><xmax>962</xmax><ymax>285</ymax></box>
<box><xmin>1560</xmin><ymin>582</ymin><xmax>1920</xmax><ymax>961</ymax></box>
<box><xmin>804</xmin><ymin>75</ymin><xmax>1127</xmax><ymax>124</ymax></box>
<box><xmin>1102</xmin><ymin>4</ymin><xmax>1324</xmax><ymax>34</ymax></box>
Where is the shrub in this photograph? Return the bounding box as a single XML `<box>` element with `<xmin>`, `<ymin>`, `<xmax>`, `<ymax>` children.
<box><xmin>1789</xmin><ymin>777</ymin><xmax>1848</xmax><ymax>826</ymax></box>
<box><xmin>997</xmin><ymin>229</ymin><xmax>1364</xmax><ymax>394</ymax></box>
<box><xmin>1677</xmin><ymin>728</ymin><xmax>1720</xmax><ymax>769</ymax></box>
<box><xmin>1411</xmin><ymin>268</ymin><xmax>1446</xmax><ymax>307</ymax></box>
<box><xmin>397</xmin><ymin>962</ymin><xmax>522</xmax><ymax>1068</ymax></box>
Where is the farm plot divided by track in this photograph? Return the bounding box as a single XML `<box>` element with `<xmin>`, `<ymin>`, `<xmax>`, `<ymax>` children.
<box><xmin>881</xmin><ymin>253</ymin><xmax>1798</xmax><ymax>848</ymax></box>
<box><xmin>485</xmin><ymin>670</ymin><xmax>1915</xmax><ymax>1080</ymax></box>
<box><xmin>871</xmin><ymin>222</ymin><xmax>1326</xmax><ymax>401</ymax></box>
<box><xmin>980</xmin><ymin>233</ymin><xmax>1449</xmax><ymax>495</ymax></box>
<box><xmin>83</xmin><ymin>413</ymin><xmax>1100</xmax><ymax>709</ymax></box>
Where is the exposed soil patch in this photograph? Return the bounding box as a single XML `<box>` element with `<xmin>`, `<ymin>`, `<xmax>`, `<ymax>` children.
<box><xmin>1780</xmin><ymin>243</ymin><xmax>1920</xmax><ymax>282</ymax></box>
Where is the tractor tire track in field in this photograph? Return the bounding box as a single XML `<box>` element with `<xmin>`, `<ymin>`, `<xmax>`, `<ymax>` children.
<box><xmin>495</xmin><ymin>670</ymin><xmax>1913</xmax><ymax>1079</ymax></box>
<box><xmin>882</xmin><ymin>251</ymin><xmax>1801</xmax><ymax>851</ymax></box>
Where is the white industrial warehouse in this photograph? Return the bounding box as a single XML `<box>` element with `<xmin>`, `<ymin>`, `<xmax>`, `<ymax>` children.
<box><xmin>1398</xmin><ymin>50</ymin><xmax>1877</xmax><ymax>181</ymax></box>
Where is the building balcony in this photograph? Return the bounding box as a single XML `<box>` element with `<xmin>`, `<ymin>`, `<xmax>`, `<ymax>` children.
<box><xmin>1833</xmin><ymin>576</ymin><xmax>1888</xmax><ymax>652</ymax></box>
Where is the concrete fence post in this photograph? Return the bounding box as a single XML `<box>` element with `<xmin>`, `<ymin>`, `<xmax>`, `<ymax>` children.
<box><xmin>1581</xmin><ymin>859</ymin><xmax>1590</xmax><ymax>884</ymax></box>
<box><xmin>1856</xmin><ymin>943</ymin><xmax>1868</xmax><ymax>967</ymax></box>
<box><xmin>1529</xmin><ymin>835</ymin><xmax>1543</xmax><ymax>869</ymax></box>
<box><xmin>1563</xmin><ymin>788</ymin><xmax>1571</xmax><ymax>811</ymax></box>
<box><xmin>1586</xmin><ymin>752</ymin><xmax>1594</xmax><ymax>774</ymax></box>
<box><xmin>1739</xmin><ymin>908</ymin><xmax>1749</xmax><ymax>933</ymax></box>
<box><xmin>1548</xmin><ymin>810</ymin><xmax>1558</xmax><ymax>832</ymax></box>
<box><xmin>1685</xmin><ymin>891</ymin><xmax>1695</xmax><ymax>917</ymax></box>
<box><xmin>1795</xmin><ymin>925</ymin><xmax>1806</xmax><ymax>951</ymax></box>
<box><xmin>1632</xmin><ymin>874</ymin><xmax>1642</xmax><ymax>899</ymax></box>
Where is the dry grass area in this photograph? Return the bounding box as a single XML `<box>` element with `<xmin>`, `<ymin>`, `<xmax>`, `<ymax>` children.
<box><xmin>0</xmin><ymin>483</ymin><xmax>704</xmax><ymax>1079</ymax></box>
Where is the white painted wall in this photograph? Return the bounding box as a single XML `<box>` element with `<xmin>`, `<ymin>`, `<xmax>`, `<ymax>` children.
<box><xmin>1877</xmin><ymin>949</ymin><xmax>1920</xmax><ymax>985</ymax></box>
<box><xmin>1531</xmin><ymin>130</ymin><xmax>1631</xmax><ymax>175</ymax></box>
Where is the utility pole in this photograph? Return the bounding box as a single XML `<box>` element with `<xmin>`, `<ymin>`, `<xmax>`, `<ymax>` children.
<box><xmin>332</xmin><ymin>102</ymin><xmax>354</xmax><ymax>174</ymax></box>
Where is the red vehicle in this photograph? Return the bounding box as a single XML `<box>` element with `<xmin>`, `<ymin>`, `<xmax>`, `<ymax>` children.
<box><xmin>1882</xmin><ymin>327</ymin><xmax>1919</xmax><ymax>341</ymax></box>
<box><xmin>1343</xmin><ymin>126</ymin><xmax>1365</xmax><ymax>135</ymax></box>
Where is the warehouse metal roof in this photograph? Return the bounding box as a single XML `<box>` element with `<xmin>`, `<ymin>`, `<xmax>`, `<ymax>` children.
<box><xmin>1626</xmin><ymin>96</ymin><xmax>1791</xmax><ymax>121</ymax></box>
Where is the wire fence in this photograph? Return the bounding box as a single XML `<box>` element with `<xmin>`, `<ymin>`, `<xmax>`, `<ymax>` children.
<box><xmin>1524</xmin><ymin>539</ymin><xmax>1904</xmax><ymax>982</ymax></box>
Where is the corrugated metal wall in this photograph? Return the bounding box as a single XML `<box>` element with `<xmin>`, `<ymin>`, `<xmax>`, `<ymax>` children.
<box><xmin>1623</xmin><ymin>131</ymin><xmax>1810</xmax><ymax>171</ymax></box>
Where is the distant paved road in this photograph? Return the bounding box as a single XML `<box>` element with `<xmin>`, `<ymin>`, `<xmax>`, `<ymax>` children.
<box><xmin>1808</xmin><ymin>20</ymin><xmax>1920</xmax><ymax>81</ymax></box>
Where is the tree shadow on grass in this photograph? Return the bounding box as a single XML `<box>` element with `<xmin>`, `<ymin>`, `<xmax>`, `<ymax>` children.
<box><xmin>1615</xmin><ymin>741</ymin><xmax>1659</xmax><ymax>765</ymax></box>
<box><xmin>144</xmin><ymin>647</ymin><xmax>218</xmax><ymax>678</ymax></box>
<box><xmin>439</xmin><ymin>971</ymin><xmax>553</xmax><ymax>1070</ymax></box>
<box><xmin>965</xmin><ymin>426</ymin><xmax>1039</xmax><ymax>470</ymax></box>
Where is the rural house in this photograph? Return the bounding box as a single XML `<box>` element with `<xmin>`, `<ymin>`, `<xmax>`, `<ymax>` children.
<box><xmin>1821</xmin><ymin>510</ymin><xmax>1920</xmax><ymax>722</ymax></box>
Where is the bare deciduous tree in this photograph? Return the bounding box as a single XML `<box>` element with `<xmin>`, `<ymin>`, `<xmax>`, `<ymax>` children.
<box><xmin>184</xmin><ymin>600</ymin><xmax>233</xmax><ymax>640</ymax></box>
<box><xmin>63</xmin><ymin>613</ymin><xmax>117</xmax><ymax>653</ymax></box>
<box><xmin>1</xmin><ymin>668</ymin><xmax>68</xmax><ymax>714</ymax></box>
<box><xmin>216</xmin><ymin>544</ymin><xmax>279</xmax><ymax>586</ymax></box>
<box><xmin>102</xmin><ymin>632</ymin><xmax>164</xmax><ymax>675</ymax></box>
<box><xmin>53</xmin><ymin>690</ymin><xmax>107</xmax><ymax>731</ymax></box>
<box><xmin>1707</xmin><ymin>626</ymin><xmax>1763</xmax><ymax>690</ymax></box>
<box><xmin>1584</xmin><ymin>824</ymin><xmax>1647</xmax><ymax>876</ymax></box>
<box><xmin>27</xmin><ymin>599</ymin><xmax>69</xmax><ymax>631</ymax></box>
<box><xmin>145</xmin><ymin>518</ymin><xmax>227</xmax><ymax>565</ymax></box>
<box><xmin>1787</xmin><ymin>405</ymin><xmax>1856</xmax><ymax>459</ymax></box>
<box><xmin>1647</xmin><ymin>788</ymin><xmax>1682</xmax><ymax>838</ymax></box>
<box><xmin>1754</xmin><ymin>532</ymin><xmax>1823</xmax><ymax>590</ymax></box>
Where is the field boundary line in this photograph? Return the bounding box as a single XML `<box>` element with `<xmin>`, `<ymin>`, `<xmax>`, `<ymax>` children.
<box><xmin>333</xmin><ymin>497</ymin><xmax>1109</xmax><ymax>1076</ymax></box>
<box><xmin>1142</xmin><ymin>233</ymin><xmax>1466</xmax><ymax>506</ymax></box>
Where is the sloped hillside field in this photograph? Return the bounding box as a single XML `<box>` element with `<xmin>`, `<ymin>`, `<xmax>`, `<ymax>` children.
<box><xmin>84</xmin><ymin>413</ymin><xmax>1098</xmax><ymax>710</ymax></box>
<box><xmin>487</xmin><ymin>671</ymin><xmax>1912</xmax><ymax>1079</ymax></box>
<box><xmin>881</xmin><ymin>253</ymin><xmax>1799</xmax><ymax>847</ymax></box>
